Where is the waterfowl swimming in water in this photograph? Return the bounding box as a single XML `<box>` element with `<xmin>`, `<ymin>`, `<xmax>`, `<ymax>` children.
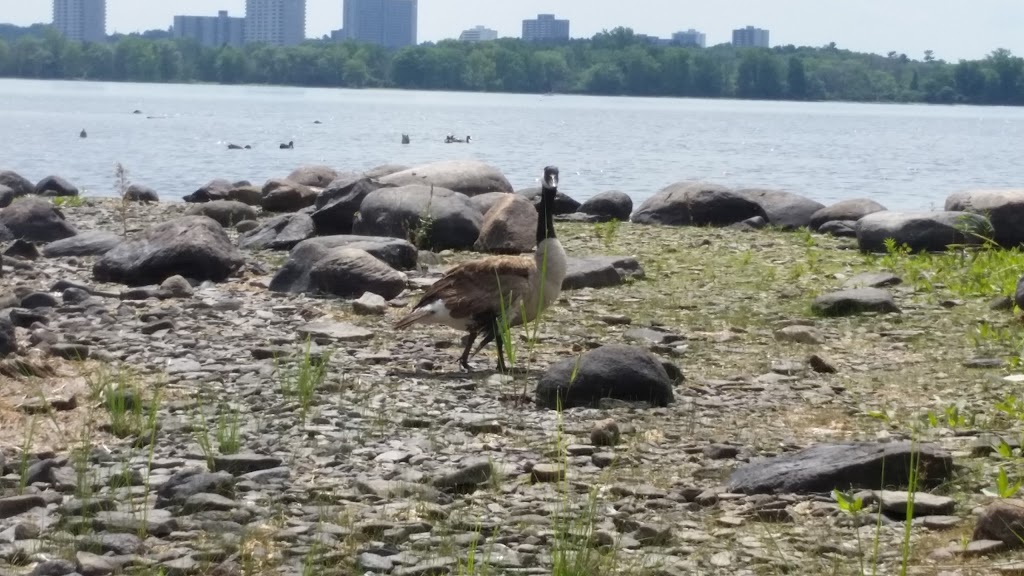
<box><xmin>280</xmin><ymin>140</ymin><xmax>294</xmax><ymax>149</ymax></box>
<box><xmin>80</xmin><ymin>129</ymin><xmax>87</xmax><ymax>138</ymax></box>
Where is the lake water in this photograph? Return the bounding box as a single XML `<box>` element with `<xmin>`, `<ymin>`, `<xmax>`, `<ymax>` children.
<box><xmin>1</xmin><ymin>78</ymin><xmax>1022</xmax><ymax>211</ymax></box>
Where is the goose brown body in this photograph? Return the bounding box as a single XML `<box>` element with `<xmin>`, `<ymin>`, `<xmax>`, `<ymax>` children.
<box><xmin>395</xmin><ymin>166</ymin><xmax>567</xmax><ymax>371</ymax></box>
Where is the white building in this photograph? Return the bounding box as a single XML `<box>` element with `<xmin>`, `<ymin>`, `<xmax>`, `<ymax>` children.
<box><xmin>52</xmin><ymin>0</ymin><xmax>106</xmax><ymax>43</ymax></box>
<box><xmin>459</xmin><ymin>25</ymin><xmax>497</xmax><ymax>43</ymax></box>
<box><xmin>245</xmin><ymin>0</ymin><xmax>306</xmax><ymax>46</ymax></box>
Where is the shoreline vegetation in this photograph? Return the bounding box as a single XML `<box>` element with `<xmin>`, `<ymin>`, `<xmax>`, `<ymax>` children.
<box><xmin>0</xmin><ymin>25</ymin><xmax>1023</xmax><ymax>105</ymax></box>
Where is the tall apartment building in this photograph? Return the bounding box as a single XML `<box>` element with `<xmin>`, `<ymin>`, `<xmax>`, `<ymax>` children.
<box><xmin>522</xmin><ymin>14</ymin><xmax>569</xmax><ymax>42</ymax></box>
<box><xmin>173</xmin><ymin>11</ymin><xmax>245</xmax><ymax>47</ymax></box>
<box><xmin>52</xmin><ymin>0</ymin><xmax>106</xmax><ymax>43</ymax></box>
<box><xmin>672</xmin><ymin>29</ymin><xmax>706</xmax><ymax>48</ymax></box>
<box><xmin>459</xmin><ymin>25</ymin><xmax>497</xmax><ymax>43</ymax></box>
<box><xmin>732</xmin><ymin>25</ymin><xmax>769</xmax><ymax>48</ymax></box>
<box><xmin>244</xmin><ymin>0</ymin><xmax>306</xmax><ymax>46</ymax></box>
<box><xmin>342</xmin><ymin>0</ymin><xmax>417</xmax><ymax>49</ymax></box>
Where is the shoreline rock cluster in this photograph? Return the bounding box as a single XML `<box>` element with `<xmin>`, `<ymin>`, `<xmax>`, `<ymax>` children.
<box><xmin>1</xmin><ymin>159</ymin><xmax>1023</xmax><ymax>575</ymax></box>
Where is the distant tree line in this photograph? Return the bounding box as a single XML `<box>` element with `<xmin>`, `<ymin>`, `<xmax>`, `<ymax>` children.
<box><xmin>0</xmin><ymin>25</ymin><xmax>1023</xmax><ymax>105</ymax></box>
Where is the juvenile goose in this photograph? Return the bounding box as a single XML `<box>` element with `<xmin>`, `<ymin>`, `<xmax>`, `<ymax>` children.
<box><xmin>395</xmin><ymin>165</ymin><xmax>568</xmax><ymax>372</ymax></box>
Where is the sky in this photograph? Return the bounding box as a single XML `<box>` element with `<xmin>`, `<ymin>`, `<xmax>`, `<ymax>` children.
<box><xmin>1</xmin><ymin>0</ymin><xmax>1021</xmax><ymax>61</ymax></box>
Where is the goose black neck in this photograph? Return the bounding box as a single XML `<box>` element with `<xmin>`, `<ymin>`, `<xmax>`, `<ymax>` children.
<box><xmin>537</xmin><ymin>188</ymin><xmax>557</xmax><ymax>243</ymax></box>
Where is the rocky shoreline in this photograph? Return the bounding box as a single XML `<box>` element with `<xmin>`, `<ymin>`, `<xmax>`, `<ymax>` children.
<box><xmin>1</xmin><ymin>161</ymin><xmax>1024</xmax><ymax>575</ymax></box>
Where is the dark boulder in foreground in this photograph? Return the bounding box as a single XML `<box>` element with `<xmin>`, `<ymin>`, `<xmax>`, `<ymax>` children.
<box><xmin>269</xmin><ymin>235</ymin><xmax>417</xmax><ymax>294</ymax></box>
<box><xmin>0</xmin><ymin>170</ymin><xmax>34</xmax><ymax>197</ymax></box>
<box><xmin>43</xmin><ymin>230</ymin><xmax>122</xmax><ymax>257</ymax></box>
<box><xmin>238</xmin><ymin>213</ymin><xmax>315</xmax><ymax>251</ymax></box>
<box><xmin>93</xmin><ymin>216</ymin><xmax>244</xmax><ymax>286</ymax></box>
<box><xmin>944</xmin><ymin>188</ymin><xmax>1024</xmax><ymax>248</ymax></box>
<box><xmin>578</xmin><ymin>190</ymin><xmax>633</xmax><ymax>222</ymax></box>
<box><xmin>312</xmin><ymin>177</ymin><xmax>392</xmax><ymax>236</ymax></box>
<box><xmin>308</xmin><ymin>247</ymin><xmax>407</xmax><ymax>300</ymax></box>
<box><xmin>974</xmin><ymin>500</ymin><xmax>1024</xmax><ymax>549</ymax></box>
<box><xmin>631</xmin><ymin>182</ymin><xmax>767</xmax><ymax>227</ymax></box>
<box><xmin>0</xmin><ymin>197</ymin><xmax>78</xmax><ymax>242</ymax></box>
<box><xmin>34</xmin><ymin>175</ymin><xmax>79</xmax><ymax>197</ymax></box>
<box><xmin>379</xmin><ymin>160</ymin><xmax>514</xmax><ymax>197</ymax></box>
<box><xmin>535</xmin><ymin>344</ymin><xmax>676</xmax><ymax>410</ymax></box>
<box><xmin>727</xmin><ymin>441</ymin><xmax>954</xmax><ymax>494</ymax></box>
<box><xmin>736</xmin><ymin>188</ymin><xmax>825</xmax><ymax>230</ymax></box>
<box><xmin>811</xmin><ymin>288</ymin><xmax>900</xmax><ymax>317</ymax></box>
<box><xmin>855</xmin><ymin>210</ymin><xmax>990</xmax><ymax>253</ymax></box>
<box><xmin>809</xmin><ymin>198</ymin><xmax>887</xmax><ymax>230</ymax></box>
<box><xmin>353</xmin><ymin>185</ymin><xmax>482</xmax><ymax>251</ymax></box>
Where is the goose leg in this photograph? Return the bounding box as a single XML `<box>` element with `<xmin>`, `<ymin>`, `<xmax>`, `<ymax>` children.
<box><xmin>494</xmin><ymin>332</ymin><xmax>507</xmax><ymax>373</ymax></box>
<box><xmin>459</xmin><ymin>330</ymin><xmax>478</xmax><ymax>371</ymax></box>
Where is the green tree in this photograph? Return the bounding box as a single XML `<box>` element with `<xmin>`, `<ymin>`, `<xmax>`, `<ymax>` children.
<box><xmin>787</xmin><ymin>56</ymin><xmax>807</xmax><ymax>99</ymax></box>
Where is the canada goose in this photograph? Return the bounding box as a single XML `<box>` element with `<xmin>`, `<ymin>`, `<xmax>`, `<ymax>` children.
<box><xmin>80</xmin><ymin>129</ymin><xmax>87</xmax><ymax>138</ymax></box>
<box><xmin>402</xmin><ymin>134</ymin><xmax>411</xmax><ymax>144</ymax></box>
<box><xmin>395</xmin><ymin>166</ymin><xmax>567</xmax><ymax>372</ymax></box>
<box><xmin>227</xmin><ymin>143</ymin><xmax>243</xmax><ymax>149</ymax></box>
<box><xmin>280</xmin><ymin>140</ymin><xmax>294</xmax><ymax>149</ymax></box>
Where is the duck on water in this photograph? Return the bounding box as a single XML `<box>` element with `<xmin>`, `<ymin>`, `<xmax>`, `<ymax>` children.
<box><xmin>394</xmin><ymin>165</ymin><xmax>568</xmax><ymax>372</ymax></box>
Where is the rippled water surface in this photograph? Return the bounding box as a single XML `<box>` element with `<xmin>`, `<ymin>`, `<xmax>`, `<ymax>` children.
<box><xmin>1</xmin><ymin>78</ymin><xmax>1022</xmax><ymax>210</ymax></box>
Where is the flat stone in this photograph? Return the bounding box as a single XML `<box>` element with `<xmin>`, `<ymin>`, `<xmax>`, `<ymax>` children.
<box><xmin>864</xmin><ymin>490</ymin><xmax>956</xmax><ymax>517</ymax></box>
<box><xmin>530</xmin><ymin>463</ymin><xmax>565</xmax><ymax>483</ymax></box>
<box><xmin>811</xmin><ymin>288</ymin><xmax>900</xmax><ymax>317</ymax></box>
<box><xmin>297</xmin><ymin>320</ymin><xmax>374</xmax><ymax>342</ymax></box>
<box><xmin>773</xmin><ymin>325</ymin><xmax>824</xmax><ymax>345</ymax></box>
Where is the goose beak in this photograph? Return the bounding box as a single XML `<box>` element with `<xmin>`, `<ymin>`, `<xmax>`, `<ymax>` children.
<box><xmin>544</xmin><ymin>172</ymin><xmax>559</xmax><ymax>189</ymax></box>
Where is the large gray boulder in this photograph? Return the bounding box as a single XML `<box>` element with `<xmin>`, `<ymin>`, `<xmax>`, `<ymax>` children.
<box><xmin>0</xmin><ymin>197</ymin><xmax>77</xmax><ymax>242</ymax></box>
<box><xmin>944</xmin><ymin>189</ymin><xmax>1024</xmax><ymax>248</ymax></box>
<box><xmin>363</xmin><ymin>164</ymin><xmax>409</xmax><ymax>179</ymax></box>
<box><xmin>308</xmin><ymin>248</ymin><xmax>406</xmax><ymax>300</ymax></box>
<box><xmin>0</xmin><ymin>171</ymin><xmax>34</xmax><ymax>197</ymax></box>
<box><xmin>578</xmin><ymin>190</ymin><xmax>633</xmax><ymax>222</ymax></box>
<box><xmin>286</xmin><ymin>165</ymin><xmax>338</xmax><ymax>188</ymax></box>
<box><xmin>93</xmin><ymin>216</ymin><xmax>245</xmax><ymax>286</ymax></box>
<box><xmin>0</xmin><ymin>185</ymin><xmax>14</xmax><ymax>208</ymax></box>
<box><xmin>238</xmin><ymin>213</ymin><xmax>315</xmax><ymax>251</ymax></box>
<box><xmin>855</xmin><ymin>210</ymin><xmax>990</xmax><ymax>253</ymax></box>
<box><xmin>185</xmin><ymin>200</ymin><xmax>258</xmax><ymax>228</ymax></box>
<box><xmin>182</xmin><ymin>178</ymin><xmax>234</xmax><ymax>203</ymax></box>
<box><xmin>43</xmin><ymin>231</ymin><xmax>122</xmax><ymax>257</ymax></box>
<box><xmin>474</xmin><ymin>194</ymin><xmax>536</xmax><ymax>254</ymax></box>
<box><xmin>312</xmin><ymin>177</ymin><xmax>393</xmax><ymax>236</ymax></box>
<box><xmin>469</xmin><ymin>192</ymin><xmax>511</xmax><ymax>217</ymax></box>
<box><xmin>517</xmin><ymin>187</ymin><xmax>580</xmax><ymax>215</ymax></box>
<box><xmin>736</xmin><ymin>189</ymin><xmax>825</xmax><ymax>230</ymax></box>
<box><xmin>809</xmin><ymin>198</ymin><xmax>887</xmax><ymax>230</ymax></box>
<box><xmin>269</xmin><ymin>235</ymin><xmax>417</xmax><ymax>294</ymax></box>
<box><xmin>379</xmin><ymin>160</ymin><xmax>513</xmax><ymax>197</ymax></box>
<box><xmin>353</xmin><ymin>185</ymin><xmax>482</xmax><ymax>251</ymax></box>
<box><xmin>34</xmin><ymin>175</ymin><xmax>80</xmax><ymax>197</ymax></box>
<box><xmin>261</xmin><ymin>178</ymin><xmax>318</xmax><ymax>212</ymax></box>
<box><xmin>124</xmin><ymin>184</ymin><xmax>159</xmax><ymax>203</ymax></box>
<box><xmin>631</xmin><ymin>182</ymin><xmax>767</xmax><ymax>227</ymax></box>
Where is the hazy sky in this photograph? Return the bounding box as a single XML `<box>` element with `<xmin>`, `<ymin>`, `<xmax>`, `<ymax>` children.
<box><xmin>1</xmin><ymin>0</ymin><xmax>1021</xmax><ymax>61</ymax></box>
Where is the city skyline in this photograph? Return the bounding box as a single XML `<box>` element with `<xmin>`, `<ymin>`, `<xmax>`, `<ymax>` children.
<box><xmin>2</xmin><ymin>0</ymin><xmax>1022</xmax><ymax>60</ymax></box>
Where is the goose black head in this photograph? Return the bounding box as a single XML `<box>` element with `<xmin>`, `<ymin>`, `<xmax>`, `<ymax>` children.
<box><xmin>542</xmin><ymin>166</ymin><xmax>559</xmax><ymax>191</ymax></box>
